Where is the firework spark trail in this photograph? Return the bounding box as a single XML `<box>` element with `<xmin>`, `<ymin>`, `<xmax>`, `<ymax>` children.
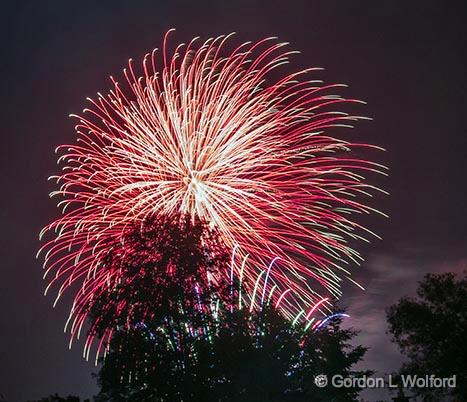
<box><xmin>38</xmin><ymin>30</ymin><xmax>386</xmax><ymax>349</ymax></box>
<box><xmin>88</xmin><ymin>252</ymin><xmax>341</xmax><ymax>364</ymax></box>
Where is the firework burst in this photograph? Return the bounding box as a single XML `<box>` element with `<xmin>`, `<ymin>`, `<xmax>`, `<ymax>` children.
<box><xmin>39</xmin><ymin>30</ymin><xmax>386</xmax><ymax>349</ymax></box>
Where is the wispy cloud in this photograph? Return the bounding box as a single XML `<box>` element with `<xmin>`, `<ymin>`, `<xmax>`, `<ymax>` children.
<box><xmin>342</xmin><ymin>247</ymin><xmax>466</xmax><ymax>400</ymax></box>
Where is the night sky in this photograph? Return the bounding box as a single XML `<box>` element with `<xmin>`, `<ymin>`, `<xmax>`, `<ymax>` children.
<box><xmin>1</xmin><ymin>1</ymin><xmax>466</xmax><ymax>401</ymax></box>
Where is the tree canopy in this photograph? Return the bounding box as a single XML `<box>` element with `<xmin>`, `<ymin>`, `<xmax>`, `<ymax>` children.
<box><xmin>88</xmin><ymin>215</ymin><xmax>369</xmax><ymax>402</ymax></box>
<box><xmin>387</xmin><ymin>272</ymin><xmax>467</xmax><ymax>401</ymax></box>
<box><xmin>95</xmin><ymin>307</ymin><xmax>369</xmax><ymax>402</ymax></box>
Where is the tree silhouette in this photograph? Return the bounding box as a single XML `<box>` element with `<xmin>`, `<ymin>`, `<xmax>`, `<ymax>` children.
<box><xmin>387</xmin><ymin>272</ymin><xmax>467</xmax><ymax>401</ymax></box>
<box><xmin>88</xmin><ymin>214</ymin><xmax>231</xmax><ymax>341</ymax></box>
<box><xmin>95</xmin><ymin>307</ymin><xmax>369</xmax><ymax>402</ymax></box>
<box><xmin>88</xmin><ymin>214</ymin><xmax>370</xmax><ymax>401</ymax></box>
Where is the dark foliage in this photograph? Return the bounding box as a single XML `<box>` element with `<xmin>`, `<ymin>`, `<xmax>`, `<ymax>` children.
<box><xmin>387</xmin><ymin>272</ymin><xmax>467</xmax><ymax>401</ymax></box>
<box><xmin>88</xmin><ymin>214</ymin><xmax>231</xmax><ymax>338</ymax></box>
<box><xmin>95</xmin><ymin>306</ymin><xmax>369</xmax><ymax>402</ymax></box>
<box><xmin>89</xmin><ymin>215</ymin><xmax>369</xmax><ymax>401</ymax></box>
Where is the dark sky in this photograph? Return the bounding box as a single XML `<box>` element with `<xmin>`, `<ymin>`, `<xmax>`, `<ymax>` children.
<box><xmin>1</xmin><ymin>1</ymin><xmax>466</xmax><ymax>401</ymax></box>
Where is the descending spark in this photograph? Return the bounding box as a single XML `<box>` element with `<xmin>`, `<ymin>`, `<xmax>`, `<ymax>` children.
<box><xmin>38</xmin><ymin>30</ymin><xmax>385</xmax><ymax>350</ymax></box>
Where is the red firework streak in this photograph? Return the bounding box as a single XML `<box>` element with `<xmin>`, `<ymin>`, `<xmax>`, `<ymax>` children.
<box><xmin>38</xmin><ymin>30</ymin><xmax>386</xmax><ymax>357</ymax></box>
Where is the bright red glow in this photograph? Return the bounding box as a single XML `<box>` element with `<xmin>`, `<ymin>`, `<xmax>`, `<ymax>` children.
<box><xmin>38</xmin><ymin>30</ymin><xmax>385</xmax><ymax>352</ymax></box>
